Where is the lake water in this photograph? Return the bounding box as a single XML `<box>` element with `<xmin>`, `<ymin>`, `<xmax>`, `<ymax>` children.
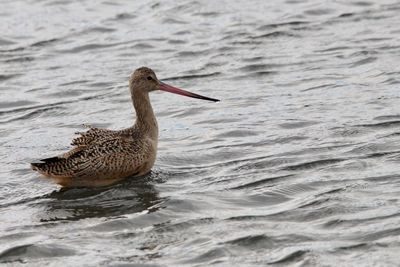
<box><xmin>1</xmin><ymin>0</ymin><xmax>400</xmax><ymax>266</ymax></box>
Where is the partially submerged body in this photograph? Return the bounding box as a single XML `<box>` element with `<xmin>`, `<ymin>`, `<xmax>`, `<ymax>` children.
<box><xmin>31</xmin><ymin>125</ymin><xmax>157</xmax><ymax>187</ymax></box>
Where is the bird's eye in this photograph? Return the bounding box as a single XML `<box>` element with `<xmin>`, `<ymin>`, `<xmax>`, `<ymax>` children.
<box><xmin>147</xmin><ymin>76</ymin><xmax>153</xmax><ymax>81</ymax></box>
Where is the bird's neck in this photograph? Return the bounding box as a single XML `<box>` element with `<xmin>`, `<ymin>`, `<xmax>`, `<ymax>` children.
<box><xmin>131</xmin><ymin>90</ymin><xmax>158</xmax><ymax>140</ymax></box>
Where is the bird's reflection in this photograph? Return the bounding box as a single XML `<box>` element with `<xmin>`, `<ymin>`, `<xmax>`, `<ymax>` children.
<box><xmin>38</xmin><ymin>171</ymin><xmax>164</xmax><ymax>222</ymax></box>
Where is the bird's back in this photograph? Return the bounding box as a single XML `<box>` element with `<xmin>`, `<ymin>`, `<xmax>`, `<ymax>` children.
<box><xmin>31</xmin><ymin>126</ymin><xmax>157</xmax><ymax>187</ymax></box>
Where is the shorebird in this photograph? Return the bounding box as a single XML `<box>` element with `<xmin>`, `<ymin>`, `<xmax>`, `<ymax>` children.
<box><xmin>31</xmin><ymin>67</ymin><xmax>219</xmax><ymax>187</ymax></box>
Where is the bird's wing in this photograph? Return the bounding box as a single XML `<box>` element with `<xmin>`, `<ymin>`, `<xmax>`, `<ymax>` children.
<box><xmin>71</xmin><ymin>127</ymin><xmax>118</xmax><ymax>147</ymax></box>
<box><xmin>72</xmin><ymin>137</ymin><xmax>151</xmax><ymax>179</ymax></box>
<box><xmin>32</xmin><ymin>136</ymin><xmax>153</xmax><ymax>183</ymax></box>
<box><xmin>71</xmin><ymin>126</ymin><xmax>134</xmax><ymax>147</ymax></box>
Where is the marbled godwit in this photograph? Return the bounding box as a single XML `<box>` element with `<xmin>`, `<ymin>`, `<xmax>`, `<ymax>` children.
<box><xmin>31</xmin><ymin>67</ymin><xmax>219</xmax><ymax>187</ymax></box>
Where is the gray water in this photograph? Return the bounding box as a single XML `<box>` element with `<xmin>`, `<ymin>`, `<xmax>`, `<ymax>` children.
<box><xmin>1</xmin><ymin>0</ymin><xmax>400</xmax><ymax>266</ymax></box>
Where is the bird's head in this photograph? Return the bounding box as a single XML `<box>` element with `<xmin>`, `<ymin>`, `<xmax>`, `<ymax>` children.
<box><xmin>129</xmin><ymin>67</ymin><xmax>219</xmax><ymax>102</ymax></box>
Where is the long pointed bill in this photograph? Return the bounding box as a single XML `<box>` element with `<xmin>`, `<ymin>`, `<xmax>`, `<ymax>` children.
<box><xmin>158</xmin><ymin>82</ymin><xmax>219</xmax><ymax>102</ymax></box>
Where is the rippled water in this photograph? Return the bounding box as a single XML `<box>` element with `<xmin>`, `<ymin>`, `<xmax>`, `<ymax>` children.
<box><xmin>1</xmin><ymin>0</ymin><xmax>400</xmax><ymax>265</ymax></box>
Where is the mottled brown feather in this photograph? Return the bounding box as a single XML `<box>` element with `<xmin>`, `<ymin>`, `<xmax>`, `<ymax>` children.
<box><xmin>32</xmin><ymin>129</ymin><xmax>156</xmax><ymax>187</ymax></box>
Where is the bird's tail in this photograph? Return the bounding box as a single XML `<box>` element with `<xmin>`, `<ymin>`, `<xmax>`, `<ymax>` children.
<box><xmin>30</xmin><ymin>156</ymin><xmax>66</xmax><ymax>175</ymax></box>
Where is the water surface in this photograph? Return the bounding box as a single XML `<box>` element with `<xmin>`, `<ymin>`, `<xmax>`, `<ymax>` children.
<box><xmin>1</xmin><ymin>0</ymin><xmax>400</xmax><ymax>266</ymax></box>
